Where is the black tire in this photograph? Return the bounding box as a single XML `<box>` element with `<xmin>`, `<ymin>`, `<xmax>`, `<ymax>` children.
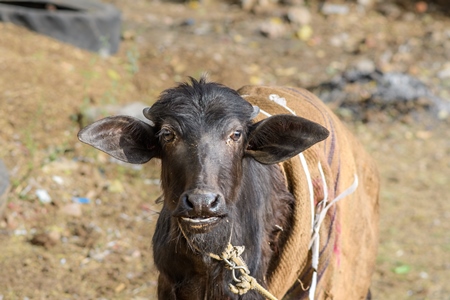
<box><xmin>0</xmin><ymin>0</ymin><xmax>121</xmax><ymax>55</ymax></box>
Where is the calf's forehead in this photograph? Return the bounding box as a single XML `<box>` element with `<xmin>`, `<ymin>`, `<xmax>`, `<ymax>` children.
<box><xmin>147</xmin><ymin>81</ymin><xmax>254</xmax><ymax>129</ymax></box>
<box><xmin>160</xmin><ymin>113</ymin><xmax>246</xmax><ymax>144</ymax></box>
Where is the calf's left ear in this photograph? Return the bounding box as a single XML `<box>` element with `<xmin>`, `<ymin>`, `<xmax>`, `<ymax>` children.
<box><xmin>245</xmin><ymin>114</ymin><xmax>329</xmax><ymax>164</ymax></box>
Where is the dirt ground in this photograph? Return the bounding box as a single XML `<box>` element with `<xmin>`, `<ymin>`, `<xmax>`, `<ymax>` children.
<box><xmin>0</xmin><ymin>0</ymin><xmax>449</xmax><ymax>299</ymax></box>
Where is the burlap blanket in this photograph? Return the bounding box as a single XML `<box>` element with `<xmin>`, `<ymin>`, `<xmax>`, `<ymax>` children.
<box><xmin>238</xmin><ymin>86</ymin><xmax>379</xmax><ymax>299</ymax></box>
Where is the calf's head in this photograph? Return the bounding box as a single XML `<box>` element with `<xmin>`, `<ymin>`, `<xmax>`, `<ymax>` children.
<box><xmin>78</xmin><ymin>78</ymin><xmax>329</xmax><ymax>251</ymax></box>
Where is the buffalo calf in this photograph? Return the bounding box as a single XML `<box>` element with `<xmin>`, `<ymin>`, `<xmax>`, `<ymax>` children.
<box><xmin>78</xmin><ymin>77</ymin><xmax>379</xmax><ymax>299</ymax></box>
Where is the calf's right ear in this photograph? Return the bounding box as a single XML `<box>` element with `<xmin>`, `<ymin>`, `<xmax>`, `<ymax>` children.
<box><xmin>78</xmin><ymin>115</ymin><xmax>158</xmax><ymax>164</ymax></box>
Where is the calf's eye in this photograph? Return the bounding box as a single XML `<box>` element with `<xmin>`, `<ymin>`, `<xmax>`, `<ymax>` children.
<box><xmin>229</xmin><ymin>130</ymin><xmax>242</xmax><ymax>142</ymax></box>
<box><xmin>160</xmin><ymin>128</ymin><xmax>175</xmax><ymax>142</ymax></box>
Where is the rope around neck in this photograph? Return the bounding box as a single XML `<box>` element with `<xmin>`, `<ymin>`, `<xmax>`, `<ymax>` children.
<box><xmin>178</xmin><ymin>220</ymin><xmax>278</xmax><ymax>299</ymax></box>
<box><xmin>209</xmin><ymin>243</ymin><xmax>278</xmax><ymax>300</ymax></box>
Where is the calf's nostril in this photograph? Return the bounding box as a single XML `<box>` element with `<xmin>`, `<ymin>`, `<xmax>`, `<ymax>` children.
<box><xmin>182</xmin><ymin>195</ymin><xmax>194</xmax><ymax>209</ymax></box>
<box><xmin>210</xmin><ymin>195</ymin><xmax>220</xmax><ymax>209</ymax></box>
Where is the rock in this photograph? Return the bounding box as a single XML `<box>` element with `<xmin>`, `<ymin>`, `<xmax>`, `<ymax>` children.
<box><xmin>357</xmin><ymin>0</ymin><xmax>375</xmax><ymax>9</ymax></box>
<box><xmin>415</xmin><ymin>1</ymin><xmax>428</xmax><ymax>13</ymax></box>
<box><xmin>35</xmin><ymin>189</ymin><xmax>52</xmax><ymax>204</ymax></box>
<box><xmin>287</xmin><ymin>7</ymin><xmax>311</xmax><ymax>25</ymax></box>
<box><xmin>121</xmin><ymin>30</ymin><xmax>136</xmax><ymax>41</ymax></box>
<box><xmin>437</xmin><ymin>63</ymin><xmax>450</xmax><ymax>79</ymax></box>
<box><xmin>108</xmin><ymin>180</ymin><xmax>125</xmax><ymax>194</ymax></box>
<box><xmin>42</xmin><ymin>158</ymin><xmax>79</xmax><ymax>174</ymax></box>
<box><xmin>296</xmin><ymin>25</ymin><xmax>313</xmax><ymax>41</ymax></box>
<box><xmin>321</xmin><ymin>4</ymin><xmax>349</xmax><ymax>15</ymax></box>
<box><xmin>353</xmin><ymin>59</ymin><xmax>376</xmax><ymax>74</ymax></box>
<box><xmin>377</xmin><ymin>3</ymin><xmax>402</xmax><ymax>19</ymax></box>
<box><xmin>52</xmin><ymin>175</ymin><xmax>64</xmax><ymax>185</ymax></box>
<box><xmin>61</xmin><ymin>203</ymin><xmax>82</xmax><ymax>217</ymax></box>
<box><xmin>259</xmin><ymin>18</ymin><xmax>286</xmax><ymax>39</ymax></box>
<box><xmin>374</xmin><ymin>72</ymin><xmax>431</xmax><ymax>102</ymax></box>
<box><xmin>329</xmin><ymin>33</ymin><xmax>349</xmax><ymax>48</ymax></box>
<box><xmin>48</xmin><ymin>229</ymin><xmax>62</xmax><ymax>243</ymax></box>
<box><xmin>89</xmin><ymin>249</ymin><xmax>111</xmax><ymax>261</ymax></box>
<box><xmin>180</xmin><ymin>18</ymin><xmax>195</xmax><ymax>27</ymax></box>
<box><xmin>115</xmin><ymin>283</ymin><xmax>126</xmax><ymax>293</ymax></box>
<box><xmin>310</xmin><ymin>69</ymin><xmax>449</xmax><ymax>122</ymax></box>
<box><xmin>281</xmin><ymin>0</ymin><xmax>304</xmax><ymax>5</ymax></box>
<box><xmin>29</xmin><ymin>232</ymin><xmax>58</xmax><ymax>248</ymax></box>
<box><xmin>193</xmin><ymin>22</ymin><xmax>213</xmax><ymax>36</ymax></box>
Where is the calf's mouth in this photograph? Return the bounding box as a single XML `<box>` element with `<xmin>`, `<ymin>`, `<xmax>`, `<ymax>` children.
<box><xmin>178</xmin><ymin>215</ymin><xmax>223</xmax><ymax>232</ymax></box>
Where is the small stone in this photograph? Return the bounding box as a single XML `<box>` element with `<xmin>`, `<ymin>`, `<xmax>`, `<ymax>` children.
<box><xmin>377</xmin><ymin>3</ymin><xmax>402</xmax><ymax>19</ymax></box>
<box><xmin>181</xmin><ymin>18</ymin><xmax>195</xmax><ymax>26</ymax></box>
<box><xmin>193</xmin><ymin>23</ymin><xmax>212</xmax><ymax>36</ymax></box>
<box><xmin>61</xmin><ymin>203</ymin><xmax>82</xmax><ymax>217</ymax></box>
<box><xmin>48</xmin><ymin>230</ymin><xmax>61</xmax><ymax>243</ymax></box>
<box><xmin>280</xmin><ymin>0</ymin><xmax>304</xmax><ymax>5</ymax></box>
<box><xmin>115</xmin><ymin>283</ymin><xmax>126</xmax><ymax>293</ymax></box>
<box><xmin>29</xmin><ymin>232</ymin><xmax>57</xmax><ymax>248</ymax></box>
<box><xmin>437</xmin><ymin>63</ymin><xmax>450</xmax><ymax>79</ymax></box>
<box><xmin>259</xmin><ymin>18</ymin><xmax>286</xmax><ymax>39</ymax></box>
<box><xmin>415</xmin><ymin>1</ymin><xmax>428</xmax><ymax>13</ymax></box>
<box><xmin>36</xmin><ymin>189</ymin><xmax>52</xmax><ymax>204</ymax></box>
<box><xmin>353</xmin><ymin>59</ymin><xmax>376</xmax><ymax>74</ymax></box>
<box><xmin>131</xmin><ymin>249</ymin><xmax>141</xmax><ymax>258</ymax></box>
<box><xmin>416</xmin><ymin>131</ymin><xmax>432</xmax><ymax>140</ymax></box>
<box><xmin>90</xmin><ymin>249</ymin><xmax>111</xmax><ymax>261</ymax></box>
<box><xmin>250</xmin><ymin>75</ymin><xmax>263</xmax><ymax>85</ymax></box>
<box><xmin>144</xmin><ymin>179</ymin><xmax>160</xmax><ymax>185</ymax></box>
<box><xmin>296</xmin><ymin>25</ymin><xmax>313</xmax><ymax>41</ymax></box>
<box><xmin>52</xmin><ymin>175</ymin><xmax>64</xmax><ymax>185</ymax></box>
<box><xmin>321</xmin><ymin>3</ymin><xmax>349</xmax><ymax>15</ymax></box>
<box><xmin>357</xmin><ymin>0</ymin><xmax>374</xmax><ymax>8</ymax></box>
<box><xmin>6</xmin><ymin>214</ymin><xmax>18</xmax><ymax>230</ymax></box>
<box><xmin>330</xmin><ymin>33</ymin><xmax>349</xmax><ymax>48</ymax></box>
<box><xmin>14</xmin><ymin>228</ymin><xmax>27</xmax><ymax>236</ymax></box>
<box><xmin>438</xmin><ymin>109</ymin><xmax>449</xmax><ymax>120</ymax></box>
<box><xmin>108</xmin><ymin>180</ymin><xmax>124</xmax><ymax>194</ymax></box>
<box><xmin>287</xmin><ymin>7</ymin><xmax>311</xmax><ymax>25</ymax></box>
<box><xmin>121</xmin><ymin>30</ymin><xmax>136</xmax><ymax>40</ymax></box>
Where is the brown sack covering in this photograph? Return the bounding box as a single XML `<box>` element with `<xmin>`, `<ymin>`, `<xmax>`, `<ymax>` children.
<box><xmin>238</xmin><ymin>86</ymin><xmax>379</xmax><ymax>299</ymax></box>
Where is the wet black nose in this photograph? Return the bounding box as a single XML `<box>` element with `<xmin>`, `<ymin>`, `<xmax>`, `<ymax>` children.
<box><xmin>181</xmin><ymin>191</ymin><xmax>224</xmax><ymax>215</ymax></box>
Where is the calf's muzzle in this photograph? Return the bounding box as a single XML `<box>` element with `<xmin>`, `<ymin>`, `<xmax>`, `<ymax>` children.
<box><xmin>180</xmin><ymin>190</ymin><xmax>225</xmax><ymax>216</ymax></box>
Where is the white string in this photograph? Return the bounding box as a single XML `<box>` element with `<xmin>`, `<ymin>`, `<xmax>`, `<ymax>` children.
<box><xmin>259</xmin><ymin>109</ymin><xmax>272</xmax><ymax>118</ymax></box>
<box><xmin>307</xmin><ymin>162</ymin><xmax>328</xmax><ymax>300</ymax></box>
<box><xmin>309</xmin><ymin>237</ymin><xmax>320</xmax><ymax>300</ymax></box>
<box><xmin>269</xmin><ymin>94</ymin><xmax>296</xmax><ymax>115</ymax></box>
<box><xmin>309</xmin><ymin>173</ymin><xmax>359</xmax><ymax>249</ymax></box>
<box><xmin>308</xmin><ymin>169</ymin><xmax>358</xmax><ymax>300</ymax></box>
